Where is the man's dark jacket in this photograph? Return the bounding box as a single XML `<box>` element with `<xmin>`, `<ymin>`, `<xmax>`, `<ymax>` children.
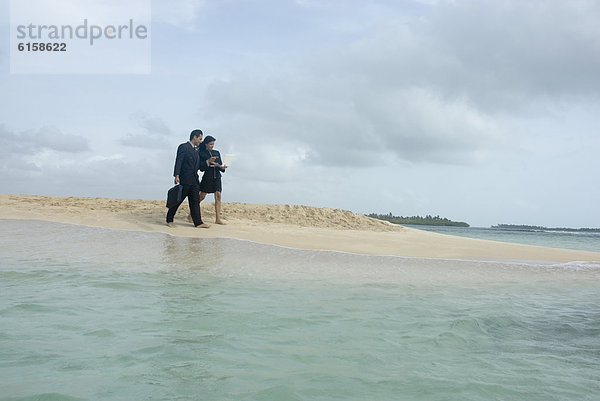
<box><xmin>173</xmin><ymin>142</ymin><xmax>205</xmax><ymax>185</ymax></box>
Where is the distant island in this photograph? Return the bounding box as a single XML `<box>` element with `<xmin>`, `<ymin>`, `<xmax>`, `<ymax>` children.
<box><xmin>368</xmin><ymin>213</ymin><xmax>470</xmax><ymax>227</ymax></box>
<box><xmin>492</xmin><ymin>224</ymin><xmax>600</xmax><ymax>233</ymax></box>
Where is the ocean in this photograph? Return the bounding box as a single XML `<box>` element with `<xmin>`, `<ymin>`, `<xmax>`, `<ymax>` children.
<box><xmin>404</xmin><ymin>225</ymin><xmax>600</xmax><ymax>253</ymax></box>
<box><xmin>1</xmin><ymin>219</ymin><xmax>599</xmax><ymax>401</ymax></box>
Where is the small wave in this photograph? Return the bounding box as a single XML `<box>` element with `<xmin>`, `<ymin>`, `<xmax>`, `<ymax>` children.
<box><xmin>83</xmin><ymin>329</ymin><xmax>116</xmax><ymax>338</ymax></box>
<box><xmin>546</xmin><ymin>261</ymin><xmax>600</xmax><ymax>271</ymax></box>
<box><xmin>7</xmin><ymin>303</ymin><xmax>54</xmax><ymax>313</ymax></box>
<box><xmin>450</xmin><ymin>318</ymin><xmax>488</xmax><ymax>336</ymax></box>
<box><xmin>433</xmin><ymin>331</ymin><xmax>469</xmax><ymax>347</ymax></box>
<box><xmin>541</xmin><ymin>230</ymin><xmax>600</xmax><ymax>236</ymax></box>
<box><xmin>3</xmin><ymin>394</ymin><xmax>86</xmax><ymax>401</ymax></box>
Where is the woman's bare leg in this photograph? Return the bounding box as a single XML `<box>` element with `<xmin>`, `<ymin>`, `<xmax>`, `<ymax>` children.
<box><xmin>215</xmin><ymin>191</ymin><xmax>225</xmax><ymax>224</ymax></box>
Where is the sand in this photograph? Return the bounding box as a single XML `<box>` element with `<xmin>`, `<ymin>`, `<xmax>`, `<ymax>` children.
<box><xmin>1</xmin><ymin>193</ymin><xmax>599</xmax><ymax>263</ymax></box>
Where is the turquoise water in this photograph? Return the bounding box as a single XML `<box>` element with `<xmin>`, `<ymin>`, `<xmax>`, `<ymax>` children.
<box><xmin>405</xmin><ymin>225</ymin><xmax>600</xmax><ymax>253</ymax></box>
<box><xmin>1</xmin><ymin>220</ymin><xmax>599</xmax><ymax>401</ymax></box>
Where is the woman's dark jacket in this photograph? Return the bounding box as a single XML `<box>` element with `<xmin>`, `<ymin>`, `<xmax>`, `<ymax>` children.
<box><xmin>198</xmin><ymin>148</ymin><xmax>225</xmax><ymax>180</ymax></box>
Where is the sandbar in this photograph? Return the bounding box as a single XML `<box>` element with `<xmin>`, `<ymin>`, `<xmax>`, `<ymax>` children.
<box><xmin>1</xmin><ymin>194</ymin><xmax>598</xmax><ymax>263</ymax></box>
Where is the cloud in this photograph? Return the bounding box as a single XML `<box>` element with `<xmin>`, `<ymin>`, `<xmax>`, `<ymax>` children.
<box><xmin>353</xmin><ymin>86</ymin><xmax>503</xmax><ymax>164</ymax></box>
<box><xmin>120</xmin><ymin>111</ymin><xmax>173</xmax><ymax>148</ymax></box>
<box><xmin>0</xmin><ymin>125</ymin><xmax>26</xmax><ymax>157</ymax></box>
<box><xmin>130</xmin><ymin>111</ymin><xmax>172</xmax><ymax>136</ymax></box>
<box><xmin>0</xmin><ymin>153</ymin><xmax>167</xmax><ymax>199</ymax></box>
<box><xmin>202</xmin><ymin>75</ymin><xmax>359</xmax><ymax>167</ymax></box>
<box><xmin>311</xmin><ymin>0</ymin><xmax>600</xmax><ymax>116</ymax></box>
<box><xmin>0</xmin><ymin>122</ymin><xmax>173</xmax><ymax>199</ymax></box>
<box><xmin>36</xmin><ymin>126</ymin><xmax>91</xmax><ymax>153</ymax></box>
<box><xmin>199</xmin><ymin>0</ymin><xmax>600</xmax><ymax>171</ymax></box>
<box><xmin>202</xmin><ymin>73</ymin><xmax>502</xmax><ymax>167</ymax></box>
<box><xmin>50</xmin><ymin>155</ymin><xmax>166</xmax><ymax>198</ymax></box>
<box><xmin>0</xmin><ymin>125</ymin><xmax>89</xmax><ymax>192</ymax></box>
<box><xmin>430</xmin><ymin>0</ymin><xmax>600</xmax><ymax>102</ymax></box>
<box><xmin>0</xmin><ymin>125</ymin><xmax>90</xmax><ymax>156</ymax></box>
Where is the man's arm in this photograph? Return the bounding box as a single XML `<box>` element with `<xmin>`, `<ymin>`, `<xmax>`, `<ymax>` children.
<box><xmin>173</xmin><ymin>144</ymin><xmax>186</xmax><ymax>182</ymax></box>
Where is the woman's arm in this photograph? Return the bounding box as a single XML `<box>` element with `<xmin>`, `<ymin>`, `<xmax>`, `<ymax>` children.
<box><xmin>216</xmin><ymin>151</ymin><xmax>227</xmax><ymax>172</ymax></box>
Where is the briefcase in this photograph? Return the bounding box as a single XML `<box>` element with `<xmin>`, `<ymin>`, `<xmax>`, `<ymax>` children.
<box><xmin>166</xmin><ymin>184</ymin><xmax>183</xmax><ymax>208</ymax></box>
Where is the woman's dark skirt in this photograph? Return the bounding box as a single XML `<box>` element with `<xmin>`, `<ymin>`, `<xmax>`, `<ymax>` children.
<box><xmin>200</xmin><ymin>177</ymin><xmax>222</xmax><ymax>193</ymax></box>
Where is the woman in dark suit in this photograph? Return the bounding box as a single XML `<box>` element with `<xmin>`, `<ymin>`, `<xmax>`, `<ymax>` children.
<box><xmin>198</xmin><ymin>135</ymin><xmax>228</xmax><ymax>224</ymax></box>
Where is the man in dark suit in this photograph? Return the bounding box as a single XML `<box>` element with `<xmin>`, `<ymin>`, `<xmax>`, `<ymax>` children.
<box><xmin>166</xmin><ymin>129</ymin><xmax>211</xmax><ymax>228</ymax></box>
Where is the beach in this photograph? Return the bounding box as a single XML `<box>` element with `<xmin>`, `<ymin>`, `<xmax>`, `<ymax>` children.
<box><xmin>1</xmin><ymin>193</ymin><xmax>598</xmax><ymax>263</ymax></box>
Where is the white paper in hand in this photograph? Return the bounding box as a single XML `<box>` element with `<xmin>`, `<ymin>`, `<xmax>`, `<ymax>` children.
<box><xmin>223</xmin><ymin>154</ymin><xmax>234</xmax><ymax>167</ymax></box>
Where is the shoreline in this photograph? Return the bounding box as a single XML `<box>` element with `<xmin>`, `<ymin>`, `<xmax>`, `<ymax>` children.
<box><xmin>1</xmin><ymin>193</ymin><xmax>599</xmax><ymax>263</ymax></box>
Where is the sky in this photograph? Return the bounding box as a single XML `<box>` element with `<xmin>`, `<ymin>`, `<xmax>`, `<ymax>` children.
<box><xmin>1</xmin><ymin>0</ymin><xmax>599</xmax><ymax>228</ymax></box>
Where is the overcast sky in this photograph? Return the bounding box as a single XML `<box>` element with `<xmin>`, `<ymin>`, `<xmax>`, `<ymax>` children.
<box><xmin>1</xmin><ymin>0</ymin><xmax>599</xmax><ymax>228</ymax></box>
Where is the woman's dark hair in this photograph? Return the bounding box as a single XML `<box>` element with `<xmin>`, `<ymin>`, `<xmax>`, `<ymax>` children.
<box><xmin>202</xmin><ymin>135</ymin><xmax>216</xmax><ymax>146</ymax></box>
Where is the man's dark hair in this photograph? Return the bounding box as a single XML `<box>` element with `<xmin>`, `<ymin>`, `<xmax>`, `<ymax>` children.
<box><xmin>190</xmin><ymin>129</ymin><xmax>203</xmax><ymax>141</ymax></box>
